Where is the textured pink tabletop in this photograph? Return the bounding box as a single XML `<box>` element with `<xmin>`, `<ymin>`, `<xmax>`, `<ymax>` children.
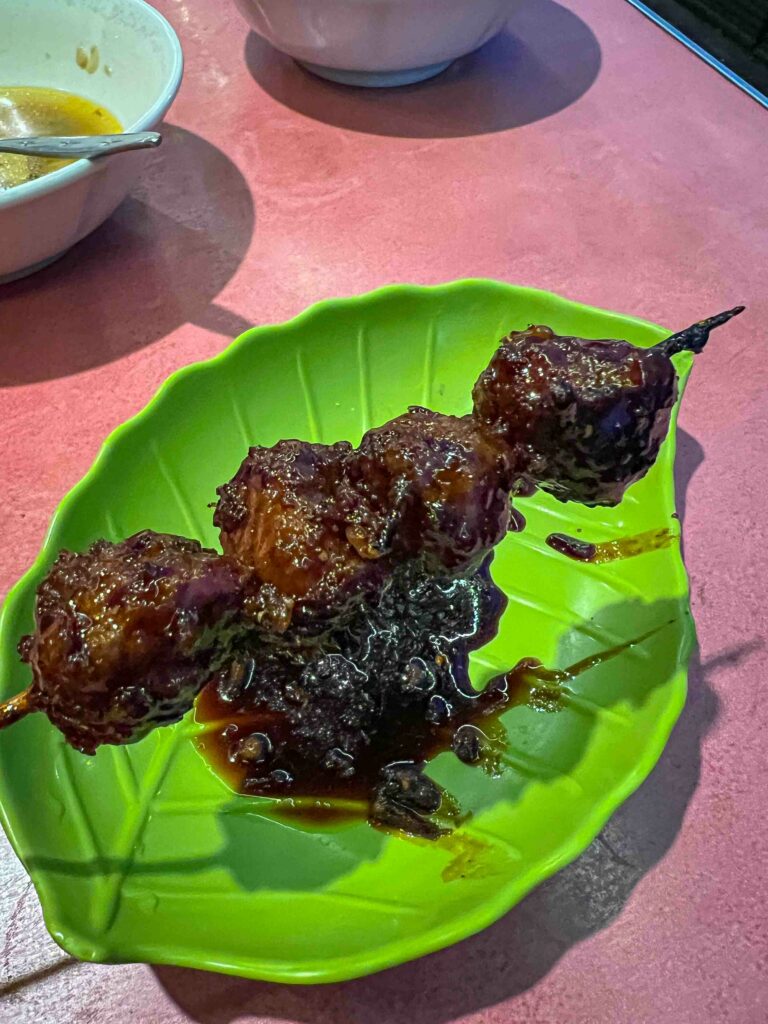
<box><xmin>1</xmin><ymin>1</ymin><xmax>766</xmax><ymax>1020</ymax></box>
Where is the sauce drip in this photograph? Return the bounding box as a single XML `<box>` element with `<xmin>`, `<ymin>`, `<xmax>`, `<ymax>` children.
<box><xmin>546</xmin><ymin>527</ymin><xmax>675</xmax><ymax>563</ymax></box>
<box><xmin>508</xmin><ymin>505</ymin><xmax>527</xmax><ymax>532</ymax></box>
<box><xmin>491</xmin><ymin>622</ymin><xmax>666</xmax><ymax>708</ymax></box>
<box><xmin>195</xmin><ymin>561</ymin><xmax>669</xmax><ymax>837</ymax></box>
<box><xmin>196</xmin><ymin>560</ymin><xmax>509</xmax><ymax>837</ymax></box>
<box><xmin>0</xmin><ymin>86</ymin><xmax>122</xmax><ymax>190</ymax></box>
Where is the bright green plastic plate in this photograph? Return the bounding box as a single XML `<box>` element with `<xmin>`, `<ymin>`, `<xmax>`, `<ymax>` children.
<box><xmin>0</xmin><ymin>281</ymin><xmax>694</xmax><ymax>983</ymax></box>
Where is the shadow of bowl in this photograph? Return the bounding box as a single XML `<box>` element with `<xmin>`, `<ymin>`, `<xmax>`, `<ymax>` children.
<box><xmin>0</xmin><ymin>125</ymin><xmax>256</xmax><ymax>387</ymax></box>
<box><xmin>244</xmin><ymin>0</ymin><xmax>601</xmax><ymax>139</ymax></box>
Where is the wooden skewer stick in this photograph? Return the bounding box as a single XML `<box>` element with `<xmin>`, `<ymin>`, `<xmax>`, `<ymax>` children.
<box><xmin>658</xmin><ymin>306</ymin><xmax>745</xmax><ymax>357</ymax></box>
<box><xmin>0</xmin><ymin>687</ymin><xmax>34</xmax><ymax>730</ymax></box>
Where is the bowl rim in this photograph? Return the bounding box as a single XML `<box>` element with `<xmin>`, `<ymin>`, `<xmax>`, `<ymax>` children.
<box><xmin>0</xmin><ymin>0</ymin><xmax>184</xmax><ymax>211</ymax></box>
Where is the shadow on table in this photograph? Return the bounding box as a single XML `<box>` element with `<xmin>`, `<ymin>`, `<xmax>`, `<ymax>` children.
<box><xmin>245</xmin><ymin>0</ymin><xmax>601</xmax><ymax>139</ymax></box>
<box><xmin>674</xmin><ymin>428</ymin><xmax>705</xmax><ymax>538</ymax></box>
<box><xmin>0</xmin><ymin>126</ymin><xmax>255</xmax><ymax>387</ymax></box>
<box><xmin>151</xmin><ymin>640</ymin><xmax>760</xmax><ymax>1024</ymax></box>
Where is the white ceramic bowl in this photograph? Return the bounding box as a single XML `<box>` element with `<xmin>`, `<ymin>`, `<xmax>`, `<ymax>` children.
<box><xmin>234</xmin><ymin>0</ymin><xmax>520</xmax><ymax>87</ymax></box>
<box><xmin>0</xmin><ymin>0</ymin><xmax>183</xmax><ymax>283</ymax></box>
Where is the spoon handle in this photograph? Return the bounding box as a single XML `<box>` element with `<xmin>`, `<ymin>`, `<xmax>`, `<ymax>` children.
<box><xmin>0</xmin><ymin>132</ymin><xmax>161</xmax><ymax>159</ymax></box>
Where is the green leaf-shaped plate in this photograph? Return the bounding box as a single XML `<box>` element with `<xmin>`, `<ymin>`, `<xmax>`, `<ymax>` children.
<box><xmin>0</xmin><ymin>281</ymin><xmax>694</xmax><ymax>983</ymax></box>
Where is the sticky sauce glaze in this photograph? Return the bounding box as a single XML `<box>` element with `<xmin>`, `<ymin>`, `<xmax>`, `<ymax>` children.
<box><xmin>196</xmin><ymin>561</ymin><xmax>510</xmax><ymax>837</ymax></box>
<box><xmin>546</xmin><ymin>527</ymin><xmax>675</xmax><ymax>563</ymax></box>
<box><xmin>195</xmin><ymin>557</ymin><xmax>667</xmax><ymax>837</ymax></box>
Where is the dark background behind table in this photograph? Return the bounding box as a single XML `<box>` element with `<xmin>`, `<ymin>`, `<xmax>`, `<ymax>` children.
<box><xmin>645</xmin><ymin>0</ymin><xmax>768</xmax><ymax>91</ymax></box>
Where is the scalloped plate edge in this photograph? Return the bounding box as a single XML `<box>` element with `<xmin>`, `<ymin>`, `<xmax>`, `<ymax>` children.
<box><xmin>0</xmin><ymin>281</ymin><xmax>695</xmax><ymax>982</ymax></box>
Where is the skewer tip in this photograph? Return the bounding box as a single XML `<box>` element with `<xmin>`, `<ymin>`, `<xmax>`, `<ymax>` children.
<box><xmin>0</xmin><ymin>687</ymin><xmax>34</xmax><ymax>730</ymax></box>
<box><xmin>659</xmin><ymin>305</ymin><xmax>746</xmax><ymax>357</ymax></box>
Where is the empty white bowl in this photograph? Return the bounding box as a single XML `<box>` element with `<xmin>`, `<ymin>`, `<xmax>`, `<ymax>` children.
<box><xmin>234</xmin><ymin>0</ymin><xmax>520</xmax><ymax>87</ymax></box>
<box><xmin>0</xmin><ymin>0</ymin><xmax>183</xmax><ymax>283</ymax></box>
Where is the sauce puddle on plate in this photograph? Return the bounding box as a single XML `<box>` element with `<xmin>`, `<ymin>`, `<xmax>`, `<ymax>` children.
<box><xmin>193</xmin><ymin>557</ymin><xmax>668</xmax><ymax>837</ymax></box>
<box><xmin>546</xmin><ymin>526</ymin><xmax>675</xmax><ymax>563</ymax></box>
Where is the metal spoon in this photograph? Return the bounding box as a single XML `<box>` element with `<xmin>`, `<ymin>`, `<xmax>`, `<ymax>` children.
<box><xmin>0</xmin><ymin>131</ymin><xmax>161</xmax><ymax>159</ymax></box>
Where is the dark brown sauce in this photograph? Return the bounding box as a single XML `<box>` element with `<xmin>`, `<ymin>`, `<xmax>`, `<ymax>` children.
<box><xmin>259</xmin><ymin>799</ymin><xmax>367</xmax><ymax>830</ymax></box>
<box><xmin>494</xmin><ymin>623</ymin><xmax>665</xmax><ymax>705</ymax></box>
<box><xmin>194</xmin><ymin>561</ymin><xmax>667</xmax><ymax>838</ymax></box>
<box><xmin>545</xmin><ymin>534</ymin><xmax>597</xmax><ymax>561</ymax></box>
<box><xmin>508</xmin><ymin>505</ymin><xmax>527</xmax><ymax>532</ymax></box>
<box><xmin>545</xmin><ymin>527</ymin><xmax>675</xmax><ymax>563</ymax></box>
<box><xmin>511</xmin><ymin>476</ymin><xmax>537</xmax><ymax>498</ymax></box>
<box><xmin>195</xmin><ymin>678</ymin><xmax>507</xmax><ymax>808</ymax></box>
<box><xmin>195</xmin><ymin>561</ymin><xmax>509</xmax><ymax>837</ymax></box>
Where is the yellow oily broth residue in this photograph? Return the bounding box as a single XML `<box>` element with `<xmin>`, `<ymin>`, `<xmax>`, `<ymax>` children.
<box><xmin>0</xmin><ymin>86</ymin><xmax>122</xmax><ymax>190</ymax></box>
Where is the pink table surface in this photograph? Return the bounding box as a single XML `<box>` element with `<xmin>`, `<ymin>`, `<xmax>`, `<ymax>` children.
<box><xmin>1</xmin><ymin>0</ymin><xmax>766</xmax><ymax>1020</ymax></box>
